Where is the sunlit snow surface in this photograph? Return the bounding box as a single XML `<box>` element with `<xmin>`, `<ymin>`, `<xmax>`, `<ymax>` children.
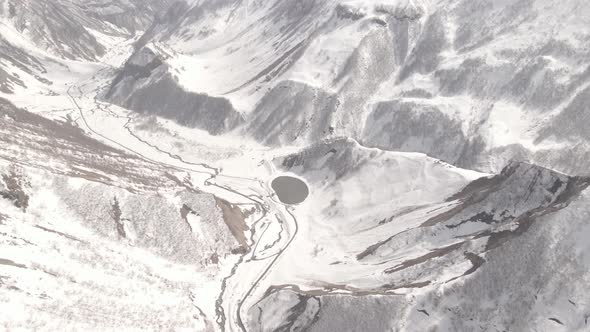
<box><xmin>1</xmin><ymin>0</ymin><xmax>590</xmax><ymax>331</ymax></box>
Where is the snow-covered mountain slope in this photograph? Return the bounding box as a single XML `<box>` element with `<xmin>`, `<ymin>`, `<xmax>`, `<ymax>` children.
<box><xmin>0</xmin><ymin>0</ymin><xmax>171</xmax><ymax>103</ymax></box>
<box><xmin>1</xmin><ymin>0</ymin><xmax>590</xmax><ymax>331</ymax></box>
<box><xmin>104</xmin><ymin>47</ymin><xmax>244</xmax><ymax>134</ymax></box>
<box><xmin>249</xmin><ymin>139</ymin><xmax>590</xmax><ymax>331</ymax></box>
<box><xmin>271</xmin><ymin>139</ymin><xmax>589</xmax><ymax>291</ymax></box>
<box><xmin>103</xmin><ymin>0</ymin><xmax>590</xmax><ymax>175</ymax></box>
<box><xmin>0</xmin><ymin>97</ymin><xmax>260</xmax><ymax>330</ymax></box>
<box><xmin>0</xmin><ymin>165</ymin><xmax>234</xmax><ymax>331</ymax></box>
<box><xmin>0</xmin><ymin>0</ymin><xmax>173</xmax><ymax>60</ymax></box>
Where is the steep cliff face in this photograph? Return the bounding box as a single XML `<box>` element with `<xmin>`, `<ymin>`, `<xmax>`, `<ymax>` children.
<box><xmin>244</xmin><ymin>81</ymin><xmax>337</xmax><ymax>146</ymax></box>
<box><xmin>0</xmin><ymin>0</ymin><xmax>174</xmax><ymax>60</ymax></box>
<box><xmin>105</xmin><ymin>0</ymin><xmax>590</xmax><ymax>175</ymax></box>
<box><xmin>104</xmin><ymin>47</ymin><xmax>244</xmax><ymax>135</ymax></box>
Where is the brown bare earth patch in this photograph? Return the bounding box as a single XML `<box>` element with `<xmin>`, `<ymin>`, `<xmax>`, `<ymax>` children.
<box><xmin>357</xmin><ymin>235</ymin><xmax>398</xmax><ymax>260</ymax></box>
<box><xmin>215</xmin><ymin>197</ymin><xmax>249</xmax><ymax>247</ymax></box>
<box><xmin>0</xmin><ymin>98</ymin><xmax>185</xmax><ymax>192</ymax></box>
<box><xmin>379</xmin><ymin>281</ymin><xmax>433</xmax><ymax>291</ymax></box>
<box><xmin>262</xmin><ymin>280</ymin><xmax>431</xmax><ymax>299</ymax></box>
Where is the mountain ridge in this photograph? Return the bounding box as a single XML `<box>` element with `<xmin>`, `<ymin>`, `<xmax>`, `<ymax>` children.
<box><xmin>1</xmin><ymin>1</ymin><xmax>590</xmax><ymax>331</ymax></box>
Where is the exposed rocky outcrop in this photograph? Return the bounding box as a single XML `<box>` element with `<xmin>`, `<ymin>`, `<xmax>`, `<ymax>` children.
<box><xmin>105</xmin><ymin>47</ymin><xmax>243</xmax><ymax>135</ymax></box>
<box><xmin>0</xmin><ymin>0</ymin><xmax>174</xmax><ymax>60</ymax></box>
<box><xmin>245</xmin><ymin>81</ymin><xmax>336</xmax><ymax>146</ymax></box>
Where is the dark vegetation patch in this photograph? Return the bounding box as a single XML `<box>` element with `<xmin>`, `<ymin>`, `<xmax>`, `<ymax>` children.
<box><xmin>282</xmin><ymin>154</ymin><xmax>305</xmax><ymax>168</ymax></box>
<box><xmin>335</xmin><ymin>4</ymin><xmax>365</xmax><ymax>20</ymax></box>
<box><xmin>1</xmin><ymin>166</ymin><xmax>30</xmax><ymax>211</ymax></box>
<box><xmin>111</xmin><ymin>196</ymin><xmax>126</xmax><ymax>239</ymax></box>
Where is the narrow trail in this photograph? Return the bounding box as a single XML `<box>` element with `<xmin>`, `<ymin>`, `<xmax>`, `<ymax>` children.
<box><xmin>66</xmin><ymin>70</ymin><xmax>300</xmax><ymax>332</ymax></box>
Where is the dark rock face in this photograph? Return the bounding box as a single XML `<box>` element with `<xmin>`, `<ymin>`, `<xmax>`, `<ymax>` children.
<box><xmin>0</xmin><ymin>67</ymin><xmax>24</xmax><ymax>93</ymax></box>
<box><xmin>107</xmin><ymin>52</ymin><xmax>164</xmax><ymax>90</ymax></box>
<box><xmin>104</xmin><ymin>48</ymin><xmax>243</xmax><ymax>135</ymax></box>
<box><xmin>0</xmin><ymin>0</ymin><xmax>175</xmax><ymax>60</ymax></box>
<box><xmin>246</xmin><ymin>81</ymin><xmax>336</xmax><ymax>146</ymax></box>
<box><xmin>0</xmin><ymin>36</ymin><xmax>50</xmax><ymax>93</ymax></box>
<box><xmin>362</xmin><ymin>100</ymin><xmax>485</xmax><ymax>167</ymax></box>
<box><xmin>398</xmin><ymin>12</ymin><xmax>447</xmax><ymax>81</ymax></box>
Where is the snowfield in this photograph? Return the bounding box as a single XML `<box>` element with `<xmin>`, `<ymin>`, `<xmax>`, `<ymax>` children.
<box><xmin>1</xmin><ymin>0</ymin><xmax>590</xmax><ymax>331</ymax></box>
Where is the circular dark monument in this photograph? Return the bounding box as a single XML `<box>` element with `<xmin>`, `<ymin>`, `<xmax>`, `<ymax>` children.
<box><xmin>271</xmin><ymin>176</ymin><xmax>309</xmax><ymax>205</ymax></box>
